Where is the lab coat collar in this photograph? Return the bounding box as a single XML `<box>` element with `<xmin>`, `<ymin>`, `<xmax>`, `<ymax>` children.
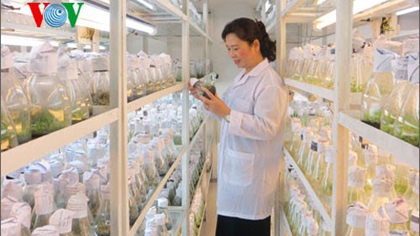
<box><xmin>233</xmin><ymin>59</ymin><xmax>270</xmax><ymax>88</ymax></box>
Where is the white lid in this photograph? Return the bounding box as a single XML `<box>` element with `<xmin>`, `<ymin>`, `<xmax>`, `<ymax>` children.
<box><xmin>159</xmin><ymin>53</ymin><xmax>172</xmax><ymax>64</ymax></box>
<box><xmin>83</xmin><ymin>171</ymin><xmax>101</xmax><ymax>190</ymax></box>
<box><xmin>31</xmin><ymin>225</ymin><xmax>60</xmax><ymax>236</ymax></box>
<box><xmin>34</xmin><ymin>184</ymin><xmax>54</xmax><ymax>215</ymax></box>
<box><xmin>346</xmin><ymin>202</ymin><xmax>369</xmax><ymax>229</ymax></box>
<box><xmin>375</xmin><ymin>164</ymin><xmax>396</xmax><ymax>181</ymax></box>
<box><xmin>145</xmin><ymin>228</ymin><xmax>158</xmax><ymax>236</ymax></box>
<box><xmin>23</xmin><ymin>166</ymin><xmax>42</xmax><ymax>185</ymax></box>
<box><xmin>35</xmin><ymin>162</ymin><xmax>53</xmax><ymax>183</ymax></box>
<box><xmin>146</xmin><ymin>218</ymin><xmax>157</xmax><ymax>229</ymax></box>
<box><xmin>60</xmin><ymin>167</ymin><xmax>80</xmax><ymax>186</ymax></box>
<box><xmin>92</xmin><ymin>54</ymin><xmax>109</xmax><ymax>71</ymax></box>
<box><xmin>365</xmin><ymin>207</ymin><xmax>390</xmax><ymax>236</ymax></box>
<box><xmin>29</xmin><ymin>41</ymin><xmax>58</xmax><ymax>74</ymax></box>
<box><xmin>48</xmin><ymin>160</ymin><xmax>64</xmax><ymax>178</ymax></box>
<box><xmin>154</xmin><ymin>213</ymin><xmax>166</xmax><ymax>225</ymax></box>
<box><xmin>1</xmin><ymin>179</ymin><xmax>23</xmax><ymax>201</ymax></box>
<box><xmin>1</xmin><ymin>196</ymin><xmax>18</xmax><ymax>221</ymax></box>
<box><xmin>385</xmin><ymin>197</ymin><xmax>409</xmax><ymax>224</ymax></box>
<box><xmin>373</xmin><ymin>48</ymin><xmax>397</xmax><ymax>73</ymax></box>
<box><xmin>306</xmin><ymin>217</ymin><xmax>319</xmax><ymax>235</ymax></box>
<box><xmin>49</xmin><ymin>209</ymin><xmax>75</xmax><ymax>234</ymax></box>
<box><xmin>373</xmin><ymin>175</ymin><xmax>394</xmax><ymax>197</ymax></box>
<box><xmin>411</xmin><ymin>210</ymin><xmax>419</xmax><ymax>233</ymax></box>
<box><xmin>66</xmin><ymin>182</ymin><xmax>86</xmax><ymax>199</ymax></box>
<box><xmin>403</xmin><ymin>38</ymin><xmax>419</xmax><ymax>55</ymax></box>
<box><xmin>58</xmin><ymin>48</ymin><xmax>78</xmax><ymax>80</ymax></box>
<box><xmin>10</xmin><ymin>202</ymin><xmax>31</xmax><ymax>229</ymax></box>
<box><xmin>1</xmin><ymin>46</ymin><xmax>13</xmax><ymax>69</ymax></box>
<box><xmin>324</xmin><ymin>145</ymin><xmax>335</xmax><ymax>164</ymax></box>
<box><xmin>67</xmin><ymin>192</ymin><xmax>89</xmax><ymax>219</ymax></box>
<box><xmin>348</xmin><ymin>150</ymin><xmax>359</xmax><ymax>167</ymax></box>
<box><xmin>157</xmin><ymin>198</ymin><xmax>169</xmax><ymax>208</ymax></box>
<box><xmin>1</xmin><ymin>218</ymin><xmax>21</xmax><ymax>236</ymax></box>
<box><xmin>101</xmin><ymin>184</ymin><xmax>110</xmax><ymax>199</ymax></box>
<box><xmin>365</xmin><ymin>145</ymin><xmax>379</xmax><ymax>166</ymax></box>
<box><xmin>348</xmin><ymin>166</ymin><xmax>367</xmax><ymax>188</ymax></box>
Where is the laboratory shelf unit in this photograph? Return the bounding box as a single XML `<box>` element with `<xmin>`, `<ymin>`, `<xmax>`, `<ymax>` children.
<box><xmin>273</xmin><ymin>0</ymin><xmax>420</xmax><ymax>235</ymax></box>
<box><xmin>1</xmin><ymin>0</ymin><xmax>215</xmax><ymax>235</ymax></box>
<box><xmin>339</xmin><ymin>111</ymin><xmax>420</xmax><ymax>169</ymax></box>
<box><xmin>284</xmin><ymin>149</ymin><xmax>333</xmax><ymax>228</ymax></box>
<box><xmin>284</xmin><ymin>78</ymin><xmax>335</xmax><ymax>101</ymax></box>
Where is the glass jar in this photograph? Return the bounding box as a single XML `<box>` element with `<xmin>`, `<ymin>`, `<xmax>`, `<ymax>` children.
<box><xmin>321</xmin><ymin>145</ymin><xmax>334</xmax><ymax>207</ymax></box>
<box><xmin>367</xmin><ymin>175</ymin><xmax>396</xmax><ymax>213</ymax></box>
<box><xmin>361</xmin><ymin>48</ymin><xmax>397</xmax><ymax>128</ymax></box>
<box><xmin>49</xmin><ymin>209</ymin><xmax>75</xmax><ymax>236</ymax></box>
<box><xmin>58</xmin><ymin>51</ymin><xmax>91</xmax><ymax>124</ymax></box>
<box><xmin>90</xmin><ymin>55</ymin><xmax>110</xmax><ymax>106</ymax></box>
<box><xmin>157</xmin><ymin>198</ymin><xmax>173</xmax><ymax>231</ymax></box>
<box><xmin>26</xmin><ymin>43</ymin><xmax>72</xmax><ymax>138</ymax></box>
<box><xmin>393</xmin><ymin>53</ymin><xmax>419</xmax><ymax>146</ymax></box>
<box><xmin>83</xmin><ymin>171</ymin><xmax>102</xmax><ymax>220</ymax></box>
<box><xmin>9</xmin><ymin>202</ymin><xmax>31</xmax><ymax>236</ymax></box>
<box><xmin>1</xmin><ymin>96</ymin><xmax>18</xmax><ymax>151</ymax></box>
<box><xmin>348</xmin><ymin>166</ymin><xmax>368</xmax><ymax>205</ymax></box>
<box><xmin>1</xmin><ymin>55</ymin><xmax>31</xmax><ymax>144</ymax></box>
<box><xmin>385</xmin><ymin>197</ymin><xmax>411</xmax><ymax>236</ymax></box>
<box><xmin>143</xmin><ymin>149</ymin><xmax>160</xmax><ymax>190</ymax></box>
<box><xmin>32</xmin><ymin>184</ymin><xmax>55</xmax><ymax>230</ymax></box>
<box><xmin>380</xmin><ymin>55</ymin><xmax>411</xmax><ymax>134</ymax></box>
<box><xmin>410</xmin><ymin>210</ymin><xmax>419</xmax><ymax>236</ymax></box>
<box><xmin>94</xmin><ymin>185</ymin><xmax>111</xmax><ymax>236</ymax></box>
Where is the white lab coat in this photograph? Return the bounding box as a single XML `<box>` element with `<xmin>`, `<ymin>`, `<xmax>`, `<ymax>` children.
<box><xmin>215</xmin><ymin>59</ymin><xmax>288</xmax><ymax>220</ymax></box>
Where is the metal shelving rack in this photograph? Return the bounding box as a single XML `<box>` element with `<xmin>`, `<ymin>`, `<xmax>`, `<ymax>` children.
<box><xmin>272</xmin><ymin>0</ymin><xmax>420</xmax><ymax>235</ymax></box>
<box><xmin>0</xmin><ymin>0</ymin><xmax>215</xmax><ymax>235</ymax></box>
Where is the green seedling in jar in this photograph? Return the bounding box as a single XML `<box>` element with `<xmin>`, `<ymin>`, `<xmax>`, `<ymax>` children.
<box><xmin>362</xmin><ymin>109</ymin><xmax>382</xmax><ymax>129</ymax></box>
<box><xmin>31</xmin><ymin>110</ymin><xmax>69</xmax><ymax>138</ymax></box>
<box><xmin>92</xmin><ymin>92</ymin><xmax>110</xmax><ymax>106</ymax></box>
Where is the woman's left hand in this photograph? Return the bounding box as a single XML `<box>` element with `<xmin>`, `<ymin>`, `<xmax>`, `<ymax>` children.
<box><xmin>199</xmin><ymin>88</ymin><xmax>231</xmax><ymax>118</ymax></box>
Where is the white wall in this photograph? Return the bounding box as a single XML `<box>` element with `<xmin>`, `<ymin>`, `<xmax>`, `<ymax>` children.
<box><xmin>210</xmin><ymin>3</ymin><xmax>257</xmax><ymax>94</ymax></box>
<box><xmin>127</xmin><ymin>34</ymin><xmax>168</xmax><ymax>55</ymax></box>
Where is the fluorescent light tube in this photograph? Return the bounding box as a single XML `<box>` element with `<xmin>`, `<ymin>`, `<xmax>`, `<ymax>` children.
<box><xmin>396</xmin><ymin>6</ymin><xmax>419</xmax><ymax>16</ymax></box>
<box><xmin>314</xmin><ymin>0</ymin><xmax>389</xmax><ymax>30</ymax></box>
<box><xmin>317</xmin><ymin>0</ymin><xmax>327</xmax><ymax>5</ymax></box>
<box><xmin>10</xmin><ymin>1</ymin><xmax>156</xmax><ymax>35</ymax></box>
<box><xmin>1</xmin><ymin>35</ymin><xmax>59</xmax><ymax>47</ymax></box>
<box><xmin>136</xmin><ymin>0</ymin><xmax>155</xmax><ymax>11</ymax></box>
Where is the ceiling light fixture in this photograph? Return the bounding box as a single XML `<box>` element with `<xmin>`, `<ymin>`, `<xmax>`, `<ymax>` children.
<box><xmin>1</xmin><ymin>35</ymin><xmax>59</xmax><ymax>47</ymax></box>
<box><xmin>396</xmin><ymin>6</ymin><xmax>419</xmax><ymax>16</ymax></box>
<box><xmin>136</xmin><ymin>0</ymin><xmax>155</xmax><ymax>11</ymax></box>
<box><xmin>314</xmin><ymin>0</ymin><xmax>389</xmax><ymax>30</ymax></box>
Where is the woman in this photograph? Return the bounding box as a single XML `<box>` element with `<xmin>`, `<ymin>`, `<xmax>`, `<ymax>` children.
<box><xmin>189</xmin><ymin>18</ymin><xmax>288</xmax><ymax>236</ymax></box>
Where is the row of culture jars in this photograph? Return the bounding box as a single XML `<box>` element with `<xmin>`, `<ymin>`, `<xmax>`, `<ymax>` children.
<box><xmin>361</xmin><ymin>36</ymin><xmax>419</xmax><ymax>147</ymax></box>
<box><xmin>1</xmin><ymin>43</ymin><xmax>94</xmax><ymax>150</ymax></box>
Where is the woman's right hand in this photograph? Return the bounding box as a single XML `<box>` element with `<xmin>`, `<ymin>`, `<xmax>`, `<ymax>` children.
<box><xmin>188</xmin><ymin>82</ymin><xmax>200</xmax><ymax>100</ymax></box>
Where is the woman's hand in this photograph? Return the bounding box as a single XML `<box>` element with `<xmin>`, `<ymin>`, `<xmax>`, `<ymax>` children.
<box><xmin>199</xmin><ymin>88</ymin><xmax>231</xmax><ymax>118</ymax></box>
<box><xmin>188</xmin><ymin>81</ymin><xmax>200</xmax><ymax>100</ymax></box>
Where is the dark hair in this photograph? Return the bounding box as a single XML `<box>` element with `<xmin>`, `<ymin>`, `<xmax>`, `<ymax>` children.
<box><xmin>222</xmin><ymin>18</ymin><xmax>276</xmax><ymax>62</ymax></box>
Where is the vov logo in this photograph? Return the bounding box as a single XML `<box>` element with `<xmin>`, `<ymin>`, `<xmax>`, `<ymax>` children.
<box><xmin>28</xmin><ymin>2</ymin><xmax>84</xmax><ymax>28</ymax></box>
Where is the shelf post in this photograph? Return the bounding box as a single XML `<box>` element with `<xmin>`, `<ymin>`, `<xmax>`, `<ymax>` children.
<box><xmin>182</xmin><ymin>0</ymin><xmax>191</xmax><ymax>235</ymax></box>
<box><xmin>332</xmin><ymin>0</ymin><xmax>353</xmax><ymax>235</ymax></box>
<box><xmin>275</xmin><ymin>1</ymin><xmax>287</xmax><ymax>236</ymax></box>
<box><xmin>109</xmin><ymin>0</ymin><xmax>129</xmax><ymax>234</ymax></box>
<box><xmin>203</xmin><ymin>0</ymin><xmax>209</xmax><ymax>75</ymax></box>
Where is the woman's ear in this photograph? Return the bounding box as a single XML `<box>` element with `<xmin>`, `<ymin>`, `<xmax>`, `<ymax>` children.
<box><xmin>252</xmin><ymin>39</ymin><xmax>260</xmax><ymax>52</ymax></box>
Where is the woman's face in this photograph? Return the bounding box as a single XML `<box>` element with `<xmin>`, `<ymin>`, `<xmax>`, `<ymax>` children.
<box><xmin>224</xmin><ymin>33</ymin><xmax>260</xmax><ymax>69</ymax></box>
